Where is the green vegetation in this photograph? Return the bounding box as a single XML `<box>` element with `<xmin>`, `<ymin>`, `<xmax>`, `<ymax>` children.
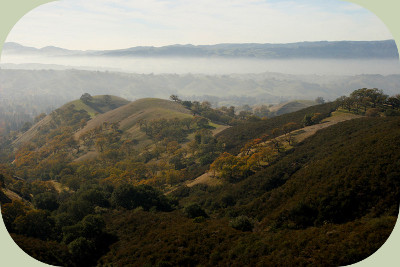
<box><xmin>72</xmin><ymin>94</ymin><xmax>130</xmax><ymax>118</ymax></box>
<box><xmin>0</xmin><ymin>88</ymin><xmax>399</xmax><ymax>266</ymax></box>
<box><xmin>183</xmin><ymin>203</ymin><xmax>208</xmax><ymax>219</ymax></box>
<box><xmin>229</xmin><ymin>215</ymin><xmax>254</xmax><ymax>232</ymax></box>
<box><xmin>336</xmin><ymin>88</ymin><xmax>399</xmax><ymax>115</ymax></box>
<box><xmin>111</xmin><ymin>184</ymin><xmax>173</xmax><ymax>211</ymax></box>
<box><xmin>11</xmin><ymin>94</ymin><xmax>129</xmax><ymax>147</ymax></box>
<box><xmin>266</xmin><ymin>99</ymin><xmax>318</xmax><ymax>117</ymax></box>
<box><xmin>216</xmin><ymin>101</ymin><xmax>337</xmax><ymax>154</ymax></box>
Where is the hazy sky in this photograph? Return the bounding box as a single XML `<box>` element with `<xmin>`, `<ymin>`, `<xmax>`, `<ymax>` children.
<box><xmin>6</xmin><ymin>0</ymin><xmax>393</xmax><ymax>50</ymax></box>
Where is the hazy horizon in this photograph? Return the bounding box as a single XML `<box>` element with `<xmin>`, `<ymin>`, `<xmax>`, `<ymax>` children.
<box><xmin>3</xmin><ymin>39</ymin><xmax>397</xmax><ymax>51</ymax></box>
<box><xmin>2</xmin><ymin>54</ymin><xmax>400</xmax><ymax>76</ymax></box>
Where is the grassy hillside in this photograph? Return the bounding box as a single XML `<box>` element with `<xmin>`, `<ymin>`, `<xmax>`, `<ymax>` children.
<box><xmin>8</xmin><ymin>97</ymin><xmax>229</xmax><ymax>184</ymax></box>
<box><xmin>74</xmin><ymin>98</ymin><xmax>229</xmax><ymax>152</ymax></box>
<box><xmin>12</xmin><ymin>115</ymin><xmax>53</xmax><ymax>146</ymax></box>
<box><xmin>13</xmin><ymin>95</ymin><xmax>129</xmax><ymax>146</ymax></box>
<box><xmin>216</xmin><ymin>101</ymin><xmax>338</xmax><ymax>154</ymax></box>
<box><xmin>65</xmin><ymin>95</ymin><xmax>130</xmax><ymax>117</ymax></box>
<box><xmin>268</xmin><ymin>100</ymin><xmax>317</xmax><ymax>116</ymax></box>
<box><xmin>76</xmin><ymin>98</ymin><xmax>192</xmax><ymax>136</ymax></box>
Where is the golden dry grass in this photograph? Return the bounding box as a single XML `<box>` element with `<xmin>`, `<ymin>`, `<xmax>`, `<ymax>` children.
<box><xmin>292</xmin><ymin>111</ymin><xmax>362</xmax><ymax>143</ymax></box>
<box><xmin>186</xmin><ymin>172</ymin><xmax>223</xmax><ymax>188</ymax></box>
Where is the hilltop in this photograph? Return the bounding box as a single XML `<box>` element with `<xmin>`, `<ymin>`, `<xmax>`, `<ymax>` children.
<box><xmin>12</xmin><ymin>94</ymin><xmax>130</xmax><ymax>146</ymax></box>
<box><xmin>267</xmin><ymin>99</ymin><xmax>317</xmax><ymax>116</ymax></box>
<box><xmin>73</xmin><ymin>97</ymin><xmax>227</xmax><ymax>160</ymax></box>
<box><xmin>76</xmin><ymin>98</ymin><xmax>192</xmax><ymax>136</ymax></box>
<box><xmin>66</xmin><ymin>94</ymin><xmax>130</xmax><ymax>117</ymax></box>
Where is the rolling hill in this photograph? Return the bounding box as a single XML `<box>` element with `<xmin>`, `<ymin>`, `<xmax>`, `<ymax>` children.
<box><xmin>66</xmin><ymin>95</ymin><xmax>130</xmax><ymax>117</ymax></box>
<box><xmin>267</xmin><ymin>100</ymin><xmax>317</xmax><ymax>116</ymax></box>
<box><xmin>13</xmin><ymin>96</ymin><xmax>229</xmax><ymax>166</ymax></box>
<box><xmin>73</xmin><ymin>98</ymin><xmax>229</xmax><ymax>161</ymax></box>
<box><xmin>12</xmin><ymin>95</ymin><xmax>130</xmax><ymax>146</ymax></box>
<box><xmin>76</xmin><ymin>98</ymin><xmax>192</xmax><ymax>135</ymax></box>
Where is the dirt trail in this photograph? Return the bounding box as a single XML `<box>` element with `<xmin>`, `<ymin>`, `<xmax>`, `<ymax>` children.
<box><xmin>2</xmin><ymin>188</ymin><xmax>23</xmax><ymax>202</ymax></box>
<box><xmin>186</xmin><ymin>111</ymin><xmax>362</xmax><ymax>188</ymax></box>
<box><xmin>291</xmin><ymin>111</ymin><xmax>362</xmax><ymax>143</ymax></box>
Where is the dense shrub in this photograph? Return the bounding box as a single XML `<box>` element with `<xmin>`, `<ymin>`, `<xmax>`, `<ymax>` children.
<box><xmin>184</xmin><ymin>203</ymin><xmax>208</xmax><ymax>219</ymax></box>
<box><xmin>111</xmin><ymin>183</ymin><xmax>173</xmax><ymax>211</ymax></box>
<box><xmin>229</xmin><ymin>215</ymin><xmax>254</xmax><ymax>231</ymax></box>
<box><xmin>33</xmin><ymin>192</ymin><xmax>59</xmax><ymax>211</ymax></box>
<box><xmin>14</xmin><ymin>210</ymin><xmax>55</xmax><ymax>240</ymax></box>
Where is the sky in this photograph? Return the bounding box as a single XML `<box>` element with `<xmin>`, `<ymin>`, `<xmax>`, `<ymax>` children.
<box><xmin>5</xmin><ymin>0</ymin><xmax>394</xmax><ymax>50</ymax></box>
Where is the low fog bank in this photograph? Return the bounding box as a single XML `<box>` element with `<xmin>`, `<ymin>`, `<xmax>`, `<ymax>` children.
<box><xmin>1</xmin><ymin>54</ymin><xmax>400</xmax><ymax>76</ymax></box>
<box><xmin>2</xmin><ymin>68</ymin><xmax>400</xmax><ymax>119</ymax></box>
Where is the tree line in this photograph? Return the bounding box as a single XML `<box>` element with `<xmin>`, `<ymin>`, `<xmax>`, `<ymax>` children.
<box><xmin>336</xmin><ymin>88</ymin><xmax>400</xmax><ymax>116</ymax></box>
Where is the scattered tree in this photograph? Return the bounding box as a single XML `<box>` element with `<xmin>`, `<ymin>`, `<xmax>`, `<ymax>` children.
<box><xmin>80</xmin><ymin>93</ymin><xmax>93</xmax><ymax>104</ymax></box>
<box><xmin>315</xmin><ymin>96</ymin><xmax>325</xmax><ymax>104</ymax></box>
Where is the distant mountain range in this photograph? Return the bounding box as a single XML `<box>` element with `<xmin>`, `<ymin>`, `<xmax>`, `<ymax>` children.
<box><xmin>3</xmin><ymin>40</ymin><xmax>399</xmax><ymax>59</ymax></box>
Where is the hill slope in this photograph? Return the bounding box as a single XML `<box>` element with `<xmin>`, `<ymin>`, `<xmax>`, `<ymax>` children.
<box><xmin>76</xmin><ymin>98</ymin><xmax>192</xmax><ymax>136</ymax></box>
<box><xmin>216</xmin><ymin>101</ymin><xmax>338</xmax><ymax>154</ymax></box>
<box><xmin>65</xmin><ymin>95</ymin><xmax>130</xmax><ymax>117</ymax></box>
<box><xmin>10</xmin><ymin>97</ymin><xmax>229</xmax><ymax>181</ymax></box>
<box><xmin>2</xmin><ymin>89</ymin><xmax>399</xmax><ymax>266</ymax></box>
<box><xmin>99</xmin><ymin>116</ymin><xmax>400</xmax><ymax>266</ymax></box>
<box><xmin>13</xmin><ymin>95</ymin><xmax>129</xmax><ymax>146</ymax></box>
<box><xmin>268</xmin><ymin>100</ymin><xmax>317</xmax><ymax>116</ymax></box>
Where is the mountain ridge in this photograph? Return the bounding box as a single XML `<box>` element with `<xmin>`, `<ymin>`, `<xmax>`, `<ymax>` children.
<box><xmin>3</xmin><ymin>40</ymin><xmax>398</xmax><ymax>59</ymax></box>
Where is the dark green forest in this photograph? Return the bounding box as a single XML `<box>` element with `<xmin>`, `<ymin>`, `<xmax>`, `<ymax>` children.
<box><xmin>1</xmin><ymin>88</ymin><xmax>399</xmax><ymax>266</ymax></box>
